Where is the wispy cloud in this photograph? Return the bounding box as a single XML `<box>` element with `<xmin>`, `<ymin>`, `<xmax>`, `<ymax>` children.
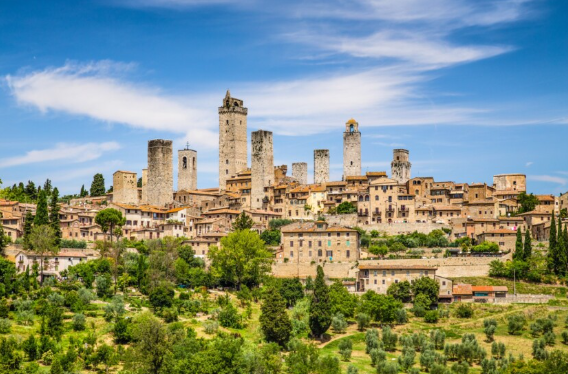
<box><xmin>525</xmin><ymin>161</ymin><xmax>533</xmax><ymax>167</ymax></box>
<box><xmin>0</xmin><ymin>142</ymin><xmax>121</xmax><ymax>168</ymax></box>
<box><xmin>528</xmin><ymin>175</ymin><xmax>567</xmax><ymax>185</ymax></box>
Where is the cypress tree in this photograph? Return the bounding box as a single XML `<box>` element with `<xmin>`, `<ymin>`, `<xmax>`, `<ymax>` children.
<box><xmin>34</xmin><ymin>190</ymin><xmax>49</xmax><ymax>226</ymax></box>
<box><xmin>80</xmin><ymin>185</ymin><xmax>85</xmax><ymax>197</ymax></box>
<box><xmin>90</xmin><ymin>173</ymin><xmax>106</xmax><ymax>197</ymax></box>
<box><xmin>548</xmin><ymin>213</ymin><xmax>558</xmax><ymax>274</ymax></box>
<box><xmin>23</xmin><ymin>211</ymin><xmax>34</xmax><ymax>250</ymax></box>
<box><xmin>514</xmin><ymin>228</ymin><xmax>523</xmax><ymax>261</ymax></box>
<box><xmin>523</xmin><ymin>229</ymin><xmax>532</xmax><ymax>261</ymax></box>
<box><xmin>49</xmin><ymin>188</ymin><xmax>62</xmax><ymax>248</ymax></box>
<box><xmin>259</xmin><ymin>286</ymin><xmax>292</xmax><ymax>346</ymax></box>
<box><xmin>559</xmin><ymin>218</ymin><xmax>567</xmax><ymax>275</ymax></box>
<box><xmin>0</xmin><ymin>220</ymin><xmax>6</xmax><ymax>256</ymax></box>
<box><xmin>309</xmin><ymin>265</ymin><xmax>332</xmax><ymax>339</ymax></box>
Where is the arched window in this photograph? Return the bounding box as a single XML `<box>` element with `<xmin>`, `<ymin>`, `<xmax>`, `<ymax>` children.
<box><xmin>365</xmin><ymin>195</ymin><xmax>370</xmax><ymax>202</ymax></box>
<box><xmin>182</xmin><ymin>156</ymin><xmax>187</xmax><ymax>169</ymax></box>
<box><xmin>375</xmin><ymin>195</ymin><xmax>378</xmax><ymax>201</ymax></box>
<box><xmin>358</xmin><ymin>196</ymin><xmax>363</xmax><ymax>202</ymax></box>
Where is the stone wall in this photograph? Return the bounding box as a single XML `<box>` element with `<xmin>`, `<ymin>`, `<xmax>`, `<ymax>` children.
<box><xmin>141</xmin><ymin>168</ymin><xmax>147</xmax><ymax>204</ymax></box>
<box><xmin>112</xmin><ymin>171</ymin><xmax>138</xmax><ymax>205</ymax></box>
<box><xmin>292</xmin><ymin>162</ymin><xmax>308</xmax><ymax>185</ymax></box>
<box><xmin>218</xmin><ymin>92</ymin><xmax>248</xmax><ymax>190</ymax></box>
<box><xmin>323</xmin><ymin>214</ymin><xmax>451</xmax><ymax>235</ymax></box>
<box><xmin>251</xmin><ymin>130</ymin><xmax>274</xmax><ymax>209</ymax></box>
<box><xmin>147</xmin><ymin>139</ymin><xmax>173</xmax><ymax>207</ymax></box>
<box><xmin>178</xmin><ymin>149</ymin><xmax>197</xmax><ymax>191</ymax></box>
<box><xmin>391</xmin><ymin>149</ymin><xmax>411</xmax><ymax>184</ymax></box>
<box><xmin>493</xmin><ymin>294</ymin><xmax>554</xmax><ymax>304</ymax></box>
<box><xmin>493</xmin><ymin>174</ymin><xmax>526</xmax><ymax>192</ymax></box>
<box><xmin>273</xmin><ymin>262</ymin><xmax>358</xmax><ymax>279</ymax></box>
<box><xmin>343</xmin><ymin>131</ymin><xmax>361</xmax><ymax>178</ymax></box>
<box><xmin>314</xmin><ymin>149</ymin><xmax>329</xmax><ymax>184</ymax></box>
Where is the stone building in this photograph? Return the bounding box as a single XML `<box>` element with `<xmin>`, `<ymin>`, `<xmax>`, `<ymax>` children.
<box><xmin>343</xmin><ymin>118</ymin><xmax>361</xmax><ymax>178</ymax></box>
<box><xmin>391</xmin><ymin>149</ymin><xmax>411</xmax><ymax>184</ymax></box>
<box><xmin>281</xmin><ymin>221</ymin><xmax>359</xmax><ymax>264</ymax></box>
<box><xmin>493</xmin><ymin>173</ymin><xmax>526</xmax><ymax>192</ymax></box>
<box><xmin>141</xmin><ymin>169</ymin><xmax>148</xmax><ymax>204</ymax></box>
<box><xmin>219</xmin><ymin>90</ymin><xmax>248</xmax><ymax>191</ymax></box>
<box><xmin>314</xmin><ymin>149</ymin><xmax>330</xmax><ymax>184</ymax></box>
<box><xmin>292</xmin><ymin>162</ymin><xmax>308</xmax><ymax>185</ymax></box>
<box><xmin>112</xmin><ymin>170</ymin><xmax>138</xmax><ymax>205</ymax></box>
<box><xmin>251</xmin><ymin>130</ymin><xmax>274</xmax><ymax>210</ymax></box>
<box><xmin>147</xmin><ymin>139</ymin><xmax>173</xmax><ymax>207</ymax></box>
<box><xmin>178</xmin><ymin>146</ymin><xmax>197</xmax><ymax>191</ymax></box>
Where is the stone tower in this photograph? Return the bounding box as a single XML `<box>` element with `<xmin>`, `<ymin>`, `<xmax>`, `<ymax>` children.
<box><xmin>314</xmin><ymin>149</ymin><xmax>330</xmax><ymax>184</ymax></box>
<box><xmin>113</xmin><ymin>170</ymin><xmax>138</xmax><ymax>204</ymax></box>
<box><xmin>251</xmin><ymin>130</ymin><xmax>274</xmax><ymax>210</ymax></box>
<box><xmin>178</xmin><ymin>144</ymin><xmax>197</xmax><ymax>191</ymax></box>
<box><xmin>141</xmin><ymin>168</ymin><xmax>147</xmax><ymax>204</ymax></box>
<box><xmin>147</xmin><ymin>139</ymin><xmax>173</xmax><ymax>207</ymax></box>
<box><xmin>219</xmin><ymin>90</ymin><xmax>248</xmax><ymax>191</ymax></box>
<box><xmin>343</xmin><ymin>118</ymin><xmax>361</xmax><ymax>178</ymax></box>
<box><xmin>391</xmin><ymin>149</ymin><xmax>411</xmax><ymax>184</ymax></box>
<box><xmin>292</xmin><ymin>162</ymin><xmax>308</xmax><ymax>185</ymax></box>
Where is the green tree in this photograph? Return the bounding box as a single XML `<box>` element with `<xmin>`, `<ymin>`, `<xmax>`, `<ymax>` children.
<box><xmin>336</xmin><ymin>202</ymin><xmax>356</xmax><ymax>214</ymax></box>
<box><xmin>514</xmin><ymin>228</ymin><xmax>523</xmax><ymax>261</ymax></box>
<box><xmin>22</xmin><ymin>334</ymin><xmax>39</xmax><ymax>361</ymax></box>
<box><xmin>22</xmin><ymin>211</ymin><xmax>34</xmax><ymax>250</ymax></box>
<box><xmin>309</xmin><ymin>266</ymin><xmax>332</xmax><ymax>339</ymax></box>
<box><xmin>387</xmin><ymin>280</ymin><xmax>411</xmax><ymax>303</ymax></box>
<box><xmin>548</xmin><ymin>213</ymin><xmax>561</xmax><ymax>275</ymax></box>
<box><xmin>90</xmin><ymin>173</ymin><xmax>106</xmax><ymax>197</ymax></box>
<box><xmin>280</xmin><ymin>277</ymin><xmax>304</xmax><ymax>308</ymax></box>
<box><xmin>369</xmin><ymin>244</ymin><xmax>388</xmax><ymax>258</ymax></box>
<box><xmin>34</xmin><ymin>190</ymin><xmax>49</xmax><ymax>226</ymax></box>
<box><xmin>208</xmin><ymin>229</ymin><xmax>272</xmax><ymax>289</ymax></box>
<box><xmin>329</xmin><ymin>281</ymin><xmax>358</xmax><ymax>318</ymax></box>
<box><xmin>0</xmin><ymin>221</ymin><xmax>6</xmax><ymax>256</ymax></box>
<box><xmin>232</xmin><ymin>212</ymin><xmax>254</xmax><ymax>231</ymax></box>
<box><xmin>260</xmin><ymin>229</ymin><xmax>281</xmax><ymax>245</ymax></box>
<box><xmin>358</xmin><ymin>291</ymin><xmax>402</xmax><ymax>324</ymax></box>
<box><xmin>411</xmin><ymin>276</ymin><xmax>439</xmax><ymax>307</ymax></box>
<box><xmin>148</xmin><ymin>283</ymin><xmax>174</xmax><ymax>310</ymax></box>
<box><xmin>518</xmin><ymin>192</ymin><xmax>539</xmax><ymax>213</ymax></box>
<box><xmin>29</xmin><ymin>225</ymin><xmax>58</xmax><ymax>284</ymax></box>
<box><xmin>524</xmin><ymin>229</ymin><xmax>532</xmax><ymax>260</ymax></box>
<box><xmin>260</xmin><ymin>286</ymin><xmax>292</xmax><ymax>346</ymax></box>
<box><xmin>49</xmin><ymin>187</ymin><xmax>62</xmax><ymax>249</ymax></box>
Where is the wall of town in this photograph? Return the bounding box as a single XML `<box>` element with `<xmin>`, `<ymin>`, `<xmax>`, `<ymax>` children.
<box><xmin>323</xmin><ymin>214</ymin><xmax>451</xmax><ymax>235</ymax></box>
<box><xmin>493</xmin><ymin>294</ymin><xmax>554</xmax><ymax>304</ymax></box>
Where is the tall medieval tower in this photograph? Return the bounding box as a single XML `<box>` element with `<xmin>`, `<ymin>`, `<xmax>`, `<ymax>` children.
<box><xmin>292</xmin><ymin>162</ymin><xmax>308</xmax><ymax>185</ymax></box>
<box><xmin>314</xmin><ymin>149</ymin><xmax>330</xmax><ymax>184</ymax></box>
<box><xmin>251</xmin><ymin>130</ymin><xmax>274</xmax><ymax>210</ymax></box>
<box><xmin>219</xmin><ymin>90</ymin><xmax>248</xmax><ymax>191</ymax></box>
<box><xmin>391</xmin><ymin>149</ymin><xmax>411</xmax><ymax>184</ymax></box>
<box><xmin>343</xmin><ymin>118</ymin><xmax>361</xmax><ymax>178</ymax></box>
<box><xmin>147</xmin><ymin>139</ymin><xmax>173</xmax><ymax>206</ymax></box>
<box><xmin>178</xmin><ymin>144</ymin><xmax>197</xmax><ymax>191</ymax></box>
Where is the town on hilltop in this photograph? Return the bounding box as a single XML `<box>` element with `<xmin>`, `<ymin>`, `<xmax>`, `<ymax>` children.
<box><xmin>2</xmin><ymin>91</ymin><xmax>568</xmax><ymax>301</ymax></box>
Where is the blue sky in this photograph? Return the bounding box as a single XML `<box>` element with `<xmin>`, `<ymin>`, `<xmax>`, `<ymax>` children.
<box><xmin>0</xmin><ymin>0</ymin><xmax>567</xmax><ymax>195</ymax></box>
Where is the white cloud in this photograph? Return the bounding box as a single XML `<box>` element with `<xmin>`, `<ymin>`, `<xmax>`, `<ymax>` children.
<box><xmin>0</xmin><ymin>142</ymin><xmax>121</xmax><ymax>168</ymax></box>
<box><xmin>528</xmin><ymin>175</ymin><xmax>567</xmax><ymax>185</ymax></box>
<box><xmin>525</xmin><ymin>161</ymin><xmax>533</xmax><ymax>167</ymax></box>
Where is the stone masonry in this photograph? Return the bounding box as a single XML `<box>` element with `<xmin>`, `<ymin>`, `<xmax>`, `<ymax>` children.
<box><xmin>251</xmin><ymin>130</ymin><xmax>274</xmax><ymax>209</ymax></box>
<box><xmin>147</xmin><ymin>139</ymin><xmax>173</xmax><ymax>207</ymax></box>
<box><xmin>343</xmin><ymin>118</ymin><xmax>361</xmax><ymax>178</ymax></box>
<box><xmin>391</xmin><ymin>149</ymin><xmax>411</xmax><ymax>184</ymax></box>
<box><xmin>178</xmin><ymin>147</ymin><xmax>197</xmax><ymax>191</ymax></box>
<box><xmin>219</xmin><ymin>90</ymin><xmax>248</xmax><ymax>191</ymax></box>
<box><xmin>292</xmin><ymin>162</ymin><xmax>308</xmax><ymax>185</ymax></box>
<box><xmin>112</xmin><ymin>170</ymin><xmax>138</xmax><ymax>205</ymax></box>
<box><xmin>314</xmin><ymin>149</ymin><xmax>330</xmax><ymax>184</ymax></box>
<box><xmin>141</xmin><ymin>168</ymin><xmax>147</xmax><ymax>204</ymax></box>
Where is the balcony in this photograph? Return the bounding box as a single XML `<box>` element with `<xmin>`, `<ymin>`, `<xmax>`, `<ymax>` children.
<box><xmin>358</xmin><ymin>211</ymin><xmax>369</xmax><ymax>216</ymax></box>
<box><xmin>386</xmin><ymin>207</ymin><xmax>395</xmax><ymax>212</ymax></box>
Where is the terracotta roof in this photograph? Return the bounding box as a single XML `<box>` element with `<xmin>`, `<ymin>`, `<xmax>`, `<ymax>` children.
<box><xmin>346</xmin><ymin>176</ymin><xmax>368</xmax><ymax>181</ymax></box>
<box><xmin>166</xmin><ymin>207</ymin><xmax>186</xmax><ymax>213</ymax></box>
<box><xmin>281</xmin><ymin>221</ymin><xmax>356</xmax><ymax>234</ymax></box>
<box><xmin>537</xmin><ymin>195</ymin><xmax>555</xmax><ymax>202</ymax></box>
<box><xmin>366</xmin><ymin>171</ymin><xmax>387</xmax><ymax>177</ymax></box>
<box><xmin>481</xmin><ymin>229</ymin><xmax>517</xmax><ymax>235</ymax></box>
<box><xmin>325</xmin><ymin>181</ymin><xmax>347</xmax><ymax>187</ymax></box>
<box><xmin>245</xmin><ymin>209</ymin><xmax>283</xmax><ymax>216</ymax></box>
<box><xmin>472</xmin><ymin>285</ymin><xmax>508</xmax><ymax>292</ymax></box>
<box><xmin>452</xmin><ymin>284</ymin><xmax>472</xmax><ymax>295</ymax></box>
<box><xmin>358</xmin><ymin>264</ymin><xmax>437</xmax><ymax>271</ymax></box>
<box><xmin>435</xmin><ymin>206</ymin><xmax>462</xmax><ymax>211</ymax></box>
<box><xmin>202</xmin><ymin>209</ymin><xmax>241</xmax><ymax>215</ymax></box>
<box><xmin>498</xmin><ymin>216</ymin><xmax>524</xmax><ymax>221</ymax></box>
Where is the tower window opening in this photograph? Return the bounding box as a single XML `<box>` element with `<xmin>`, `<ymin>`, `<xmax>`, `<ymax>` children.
<box><xmin>193</xmin><ymin>157</ymin><xmax>196</xmax><ymax>168</ymax></box>
<box><xmin>182</xmin><ymin>156</ymin><xmax>187</xmax><ymax>169</ymax></box>
<box><xmin>350</xmin><ymin>124</ymin><xmax>354</xmax><ymax>132</ymax></box>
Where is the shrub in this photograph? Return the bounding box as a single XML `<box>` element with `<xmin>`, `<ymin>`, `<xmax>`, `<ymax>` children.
<box><xmin>455</xmin><ymin>303</ymin><xmax>474</xmax><ymax>318</ymax></box>
<box><xmin>424</xmin><ymin>310</ymin><xmax>439</xmax><ymax>323</ymax></box>
<box><xmin>543</xmin><ymin>331</ymin><xmax>556</xmax><ymax>346</ymax></box>
<box><xmin>483</xmin><ymin>319</ymin><xmax>497</xmax><ymax>342</ymax></box>
<box><xmin>203</xmin><ymin>320</ymin><xmax>219</xmax><ymax>334</ymax></box>
<box><xmin>395</xmin><ymin>308</ymin><xmax>407</xmax><ymax>324</ymax></box>
<box><xmin>382</xmin><ymin>326</ymin><xmax>398</xmax><ymax>351</ymax></box>
<box><xmin>370</xmin><ymin>348</ymin><xmax>386</xmax><ymax>366</ymax></box>
<box><xmin>72</xmin><ymin>314</ymin><xmax>86</xmax><ymax>331</ymax></box>
<box><xmin>0</xmin><ymin>318</ymin><xmax>11</xmax><ymax>334</ymax></box>
<box><xmin>347</xmin><ymin>365</ymin><xmax>358</xmax><ymax>374</ymax></box>
<box><xmin>162</xmin><ymin>307</ymin><xmax>178</xmax><ymax>323</ymax></box>
<box><xmin>430</xmin><ymin>330</ymin><xmax>445</xmax><ymax>350</ymax></box>
<box><xmin>356</xmin><ymin>312</ymin><xmax>370</xmax><ymax>331</ymax></box>
<box><xmin>561</xmin><ymin>331</ymin><xmax>568</xmax><ymax>345</ymax></box>
<box><xmin>365</xmin><ymin>329</ymin><xmax>381</xmax><ymax>353</ymax></box>
<box><xmin>331</xmin><ymin>312</ymin><xmax>348</xmax><ymax>333</ymax></box>
<box><xmin>508</xmin><ymin>314</ymin><xmax>526</xmax><ymax>335</ymax></box>
<box><xmin>338</xmin><ymin>338</ymin><xmax>353</xmax><ymax>361</ymax></box>
<box><xmin>218</xmin><ymin>303</ymin><xmax>242</xmax><ymax>329</ymax></box>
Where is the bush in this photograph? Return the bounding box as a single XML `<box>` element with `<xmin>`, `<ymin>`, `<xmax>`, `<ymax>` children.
<box><xmin>338</xmin><ymin>338</ymin><xmax>353</xmax><ymax>361</ymax></box>
<box><xmin>382</xmin><ymin>326</ymin><xmax>398</xmax><ymax>351</ymax></box>
<box><xmin>455</xmin><ymin>303</ymin><xmax>474</xmax><ymax>318</ymax></box>
<box><xmin>356</xmin><ymin>313</ymin><xmax>370</xmax><ymax>331</ymax></box>
<box><xmin>203</xmin><ymin>320</ymin><xmax>219</xmax><ymax>334</ymax></box>
<box><xmin>72</xmin><ymin>314</ymin><xmax>86</xmax><ymax>331</ymax></box>
<box><xmin>484</xmin><ymin>319</ymin><xmax>497</xmax><ymax>342</ymax></box>
<box><xmin>331</xmin><ymin>312</ymin><xmax>348</xmax><ymax>333</ymax></box>
<box><xmin>347</xmin><ymin>365</ymin><xmax>358</xmax><ymax>374</ymax></box>
<box><xmin>218</xmin><ymin>303</ymin><xmax>242</xmax><ymax>329</ymax></box>
<box><xmin>162</xmin><ymin>307</ymin><xmax>178</xmax><ymax>323</ymax></box>
<box><xmin>424</xmin><ymin>310</ymin><xmax>439</xmax><ymax>323</ymax></box>
<box><xmin>395</xmin><ymin>308</ymin><xmax>407</xmax><ymax>324</ymax></box>
<box><xmin>365</xmin><ymin>329</ymin><xmax>381</xmax><ymax>354</ymax></box>
<box><xmin>370</xmin><ymin>348</ymin><xmax>386</xmax><ymax>367</ymax></box>
<box><xmin>0</xmin><ymin>318</ymin><xmax>11</xmax><ymax>334</ymax></box>
<box><xmin>561</xmin><ymin>331</ymin><xmax>568</xmax><ymax>345</ymax></box>
<box><xmin>508</xmin><ymin>314</ymin><xmax>526</xmax><ymax>335</ymax></box>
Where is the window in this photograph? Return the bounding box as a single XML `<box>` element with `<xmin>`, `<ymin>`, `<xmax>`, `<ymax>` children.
<box><xmin>346</xmin><ymin>240</ymin><xmax>350</xmax><ymax>246</ymax></box>
<box><xmin>318</xmin><ymin>249</ymin><xmax>322</xmax><ymax>256</ymax></box>
<box><xmin>328</xmin><ymin>240</ymin><xmax>331</xmax><ymax>247</ymax></box>
<box><xmin>346</xmin><ymin>250</ymin><xmax>350</xmax><ymax>258</ymax></box>
<box><xmin>290</xmin><ymin>241</ymin><xmax>294</xmax><ymax>247</ymax></box>
<box><xmin>382</xmin><ymin>271</ymin><xmax>386</xmax><ymax>276</ymax></box>
<box><xmin>290</xmin><ymin>251</ymin><xmax>293</xmax><ymax>257</ymax></box>
<box><xmin>382</xmin><ymin>279</ymin><xmax>385</xmax><ymax>285</ymax></box>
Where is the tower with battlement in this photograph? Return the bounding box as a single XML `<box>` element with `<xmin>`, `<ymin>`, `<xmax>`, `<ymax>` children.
<box><xmin>314</xmin><ymin>149</ymin><xmax>330</xmax><ymax>184</ymax></box>
<box><xmin>219</xmin><ymin>90</ymin><xmax>248</xmax><ymax>191</ymax></box>
<box><xmin>178</xmin><ymin>144</ymin><xmax>197</xmax><ymax>191</ymax></box>
<box><xmin>147</xmin><ymin>139</ymin><xmax>173</xmax><ymax>207</ymax></box>
<box><xmin>391</xmin><ymin>149</ymin><xmax>411</xmax><ymax>184</ymax></box>
<box><xmin>113</xmin><ymin>170</ymin><xmax>138</xmax><ymax>205</ymax></box>
<box><xmin>343</xmin><ymin>118</ymin><xmax>361</xmax><ymax>178</ymax></box>
<box><xmin>251</xmin><ymin>130</ymin><xmax>274</xmax><ymax>209</ymax></box>
<box><xmin>292</xmin><ymin>162</ymin><xmax>308</xmax><ymax>185</ymax></box>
